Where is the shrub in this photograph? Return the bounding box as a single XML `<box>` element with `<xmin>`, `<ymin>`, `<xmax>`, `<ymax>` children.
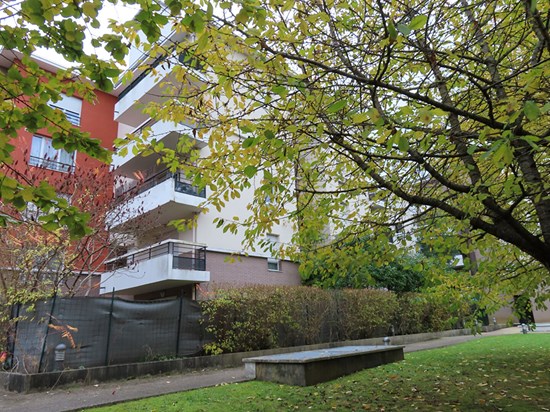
<box><xmin>200</xmin><ymin>285</ymin><xmax>463</xmax><ymax>354</ymax></box>
<box><xmin>334</xmin><ymin>289</ymin><xmax>399</xmax><ymax>340</ymax></box>
<box><xmin>200</xmin><ymin>286</ymin><xmax>285</xmax><ymax>354</ymax></box>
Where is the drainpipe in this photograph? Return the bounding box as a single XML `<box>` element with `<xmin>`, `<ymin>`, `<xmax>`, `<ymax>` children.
<box><xmin>193</xmin><ymin>212</ymin><xmax>198</xmax><ymax>244</ymax></box>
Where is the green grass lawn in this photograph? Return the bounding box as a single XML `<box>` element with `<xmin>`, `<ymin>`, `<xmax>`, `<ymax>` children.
<box><xmin>88</xmin><ymin>334</ymin><xmax>550</xmax><ymax>411</ymax></box>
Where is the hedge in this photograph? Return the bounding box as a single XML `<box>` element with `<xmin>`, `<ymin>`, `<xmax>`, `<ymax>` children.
<box><xmin>199</xmin><ymin>285</ymin><xmax>463</xmax><ymax>354</ymax></box>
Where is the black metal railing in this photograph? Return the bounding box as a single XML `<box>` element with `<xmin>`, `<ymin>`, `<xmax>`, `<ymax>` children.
<box><xmin>114</xmin><ymin>169</ymin><xmax>206</xmax><ymax>200</ymax></box>
<box><xmin>29</xmin><ymin>155</ymin><xmax>75</xmax><ymax>173</ymax></box>
<box><xmin>173</xmin><ymin>243</ymin><xmax>206</xmax><ymax>270</ymax></box>
<box><xmin>105</xmin><ymin>241</ymin><xmax>206</xmax><ymax>272</ymax></box>
<box><xmin>130</xmin><ymin>117</ymin><xmax>156</xmax><ymax>138</ymax></box>
<box><xmin>174</xmin><ymin>172</ymin><xmax>206</xmax><ymax>197</ymax></box>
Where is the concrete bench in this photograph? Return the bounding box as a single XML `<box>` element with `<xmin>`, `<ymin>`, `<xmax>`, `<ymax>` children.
<box><xmin>243</xmin><ymin>345</ymin><xmax>404</xmax><ymax>386</ymax></box>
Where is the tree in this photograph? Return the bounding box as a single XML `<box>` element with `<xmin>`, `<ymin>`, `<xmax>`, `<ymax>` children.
<box><xmin>114</xmin><ymin>0</ymin><xmax>550</xmax><ymax>302</ymax></box>
<box><xmin>1</xmin><ymin>164</ymin><xmax>100</xmax><ymax>294</ymax></box>
<box><xmin>0</xmin><ymin>159</ymin><xmax>152</xmax><ymax>353</ymax></box>
<box><xmin>301</xmin><ymin>236</ymin><xmax>429</xmax><ymax>293</ymax></box>
<box><xmin>3</xmin><ymin>1</ymin><xmax>550</xmax><ymax>304</ymax></box>
<box><xmin>0</xmin><ymin>0</ymin><xmax>170</xmax><ymax>235</ymax></box>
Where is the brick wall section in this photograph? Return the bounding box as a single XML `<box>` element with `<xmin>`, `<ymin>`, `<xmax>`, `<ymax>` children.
<box><xmin>198</xmin><ymin>251</ymin><xmax>301</xmax><ymax>297</ymax></box>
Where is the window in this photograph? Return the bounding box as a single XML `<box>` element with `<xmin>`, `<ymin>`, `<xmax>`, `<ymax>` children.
<box><xmin>29</xmin><ymin>135</ymin><xmax>75</xmax><ymax>173</ymax></box>
<box><xmin>267</xmin><ymin>257</ymin><xmax>280</xmax><ymax>271</ymax></box>
<box><xmin>266</xmin><ymin>234</ymin><xmax>280</xmax><ymax>271</ymax></box>
<box><xmin>22</xmin><ymin>192</ymin><xmax>71</xmax><ymax>221</ymax></box>
<box><xmin>48</xmin><ymin>93</ymin><xmax>82</xmax><ymax>126</ymax></box>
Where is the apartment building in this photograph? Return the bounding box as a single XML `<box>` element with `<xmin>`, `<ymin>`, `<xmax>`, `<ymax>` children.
<box><xmin>0</xmin><ymin>48</ymin><xmax>119</xmax><ymax>296</ymax></box>
<box><xmin>99</xmin><ymin>30</ymin><xmax>301</xmax><ymax>300</ymax></box>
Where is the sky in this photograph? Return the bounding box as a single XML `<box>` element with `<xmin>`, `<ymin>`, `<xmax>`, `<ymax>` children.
<box><xmin>30</xmin><ymin>2</ymin><xmax>141</xmax><ymax>68</ymax></box>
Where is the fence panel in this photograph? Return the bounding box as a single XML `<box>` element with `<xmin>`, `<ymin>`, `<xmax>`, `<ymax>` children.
<box><xmin>10</xmin><ymin>297</ymin><xmax>205</xmax><ymax>372</ymax></box>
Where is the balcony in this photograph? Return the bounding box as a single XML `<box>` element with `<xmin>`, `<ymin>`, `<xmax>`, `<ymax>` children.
<box><xmin>113</xmin><ymin>119</ymin><xmax>207</xmax><ymax>175</ymax></box>
<box><xmin>100</xmin><ymin>240</ymin><xmax>210</xmax><ymax>295</ymax></box>
<box><xmin>109</xmin><ymin>169</ymin><xmax>206</xmax><ymax>229</ymax></box>
<box><xmin>29</xmin><ymin>155</ymin><xmax>75</xmax><ymax>173</ymax></box>
<box><xmin>114</xmin><ymin>63</ymin><xmax>172</xmax><ymax>127</ymax></box>
<box><xmin>114</xmin><ymin>45</ymin><xmax>206</xmax><ymax>127</ymax></box>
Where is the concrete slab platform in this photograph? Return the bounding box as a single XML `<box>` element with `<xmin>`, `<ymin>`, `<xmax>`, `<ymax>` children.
<box><xmin>243</xmin><ymin>345</ymin><xmax>404</xmax><ymax>386</ymax></box>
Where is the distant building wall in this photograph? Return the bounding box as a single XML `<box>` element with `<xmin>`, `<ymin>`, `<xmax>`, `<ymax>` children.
<box><xmin>197</xmin><ymin>251</ymin><xmax>301</xmax><ymax>298</ymax></box>
<box><xmin>533</xmin><ymin>304</ymin><xmax>550</xmax><ymax>323</ymax></box>
<box><xmin>492</xmin><ymin>305</ymin><xmax>516</xmax><ymax>325</ymax></box>
<box><xmin>493</xmin><ymin>299</ymin><xmax>550</xmax><ymax>324</ymax></box>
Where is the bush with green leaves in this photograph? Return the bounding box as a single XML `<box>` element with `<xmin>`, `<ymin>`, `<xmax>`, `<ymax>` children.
<box><xmin>200</xmin><ymin>285</ymin><xmax>462</xmax><ymax>354</ymax></box>
<box><xmin>300</xmin><ymin>235</ymin><xmax>439</xmax><ymax>293</ymax></box>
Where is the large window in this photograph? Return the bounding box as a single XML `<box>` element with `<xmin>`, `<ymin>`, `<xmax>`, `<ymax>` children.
<box><xmin>48</xmin><ymin>93</ymin><xmax>82</xmax><ymax>126</ymax></box>
<box><xmin>266</xmin><ymin>234</ymin><xmax>281</xmax><ymax>272</ymax></box>
<box><xmin>29</xmin><ymin>135</ymin><xmax>75</xmax><ymax>173</ymax></box>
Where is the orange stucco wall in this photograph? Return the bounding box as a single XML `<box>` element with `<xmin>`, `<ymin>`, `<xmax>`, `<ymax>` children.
<box><xmin>9</xmin><ymin>89</ymin><xmax>118</xmax><ymax>175</ymax></box>
<box><xmin>3</xmin><ymin>62</ymin><xmax>119</xmax><ymax>292</ymax></box>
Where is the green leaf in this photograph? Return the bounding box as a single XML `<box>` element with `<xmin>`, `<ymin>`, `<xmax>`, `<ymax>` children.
<box><xmin>244</xmin><ymin>37</ymin><xmax>258</xmax><ymax>46</ymax></box>
<box><xmin>235</xmin><ymin>8</ymin><xmax>250</xmax><ymax>25</ymax></box>
<box><xmin>239</xmin><ymin>125</ymin><xmax>254</xmax><ymax>134</ymax></box>
<box><xmin>524</xmin><ymin>101</ymin><xmax>540</xmax><ymax>121</ymax></box>
<box><xmin>20</xmin><ymin>187</ymin><xmax>35</xmax><ymax>202</ymax></box>
<box><xmin>243</xmin><ymin>165</ymin><xmax>257</xmax><ymax>178</ymax></box>
<box><xmin>7</xmin><ymin>66</ymin><xmax>23</xmax><ymax>81</ymax></box>
<box><xmin>272</xmin><ymin>85</ymin><xmax>287</xmax><ymax>97</ymax></box>
<box><xmin>397</xmin><ymin>24</ymin><xmax>411</xmax><ymax>36</ymax></box>
<box><xmin>387</xmin><ymin>20</ymin><xmax>398</xmax><ymax>41</ymax></box>
<box><xmin>351</xmin><ymin>112</ymin><xmax>368</xmax><ymax>124</ymax></box>
<box><xmin>82</xmin><ymin>2</ymin><xmax>98</xmax><ymax>19</ymax></box>
<box><xmin>409</xmin><ymin>15</ymin><xmax>428</xmax><ymax>30</ymax></box>
<box><xmin>196</xmin><ymin>32</ymin><xmax>209</xmax><ymax>52</ymax></box>
<box><xmin>397</xmin><ymin>136</ymin><xmax>410</xmax><ymax>152</ymax></box>
<box><xmin>242</xmin><ymin>137</ymin><xmax>256</xmax><ymax>148</ymax></box>
<box><xmin>494</xmin><ymin>142</ymin><xmax>513</xmax><ymax>164</ymax></box>
<box><xmin>190</xmin><ymin>13</ymin><xmax>205</xmax><ymax>33</ymax></box>
<box><xmin>327</xmin><ymin>99</ymin><xmax>347</xmax><ymax>113</ymax></box>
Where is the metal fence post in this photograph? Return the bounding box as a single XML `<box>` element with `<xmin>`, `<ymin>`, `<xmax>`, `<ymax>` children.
<box><xmin>38</xmin><ymin>293</ymin><xmax>57</xmax><ymax>373</ymax></box>
<box><xmin>104</xmin><ymin>288</ymin><xmax>115</xmax><ymax>366</ymax></box>
<box><xmin>6</xmin><ymin>303</ymin><xmax>21</xmax><ymax>369</ymax></box>
<box><xmin>175</xmin><ymin>291</ymin><xmax>184</xmax><ymax>358</ymax></box>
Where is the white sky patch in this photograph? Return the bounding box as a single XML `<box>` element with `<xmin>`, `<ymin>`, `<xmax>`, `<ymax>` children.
<box><xmin>8</xmin><ymin>1</ymin><xmax>140</xmax><ymax>69</ymax></box>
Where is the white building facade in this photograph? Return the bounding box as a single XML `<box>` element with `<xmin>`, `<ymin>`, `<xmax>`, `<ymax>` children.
<box><xmin>100</xmin><ymin>30</ymin><xmax>300</xmax><ymax>300</ymax></box>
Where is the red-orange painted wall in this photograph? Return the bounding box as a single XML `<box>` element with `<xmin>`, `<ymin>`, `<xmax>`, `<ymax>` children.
<box><xmin>77</xmin><ymin>90</ymin><xmax>119</xmax><ymax>165</ymax></box>
<box><xmin>3</xmin><ymin>63</ymin><xmax>119</xmax><ymax>296</ymax></box>
<box><xmin>9</xmin><ymin>90</ymin><xmax>118</xmax><ymax>179</ymax></box>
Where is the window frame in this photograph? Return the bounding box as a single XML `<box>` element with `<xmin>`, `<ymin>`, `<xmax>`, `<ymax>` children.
<box><xmin>267</xmin><ymin>257</ymin><xmax>281</xmax><ymax>272</ymax></box>
<box><xmin>48</xmin><ymin>93</ymin><xmax>82</xmax><ymax>126</ymax></box>
<box><xmin>29</xmin><ymin>134</ymin><xmax>76</xmax><ymax>173</ymax></box>
<box><xmin>266</xmin><ymin>234</ymin><xmax>281</xmax><ymax>272</ymax></box>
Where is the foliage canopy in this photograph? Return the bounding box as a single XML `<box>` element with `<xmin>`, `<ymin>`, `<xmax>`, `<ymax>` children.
<box><xmin>114</xmin><ymin>0</ymin><xmax>550</xmax><ymax>303</ymax></box>
<box><xmin>3</xmin><ymin>0</ymin><xmax>550</xmax><ymax>304</ymax></box>
<box><xmin>0</xmin><ymin>0</ymin><xmax>169</xmax><ymax>235</ymax></box>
